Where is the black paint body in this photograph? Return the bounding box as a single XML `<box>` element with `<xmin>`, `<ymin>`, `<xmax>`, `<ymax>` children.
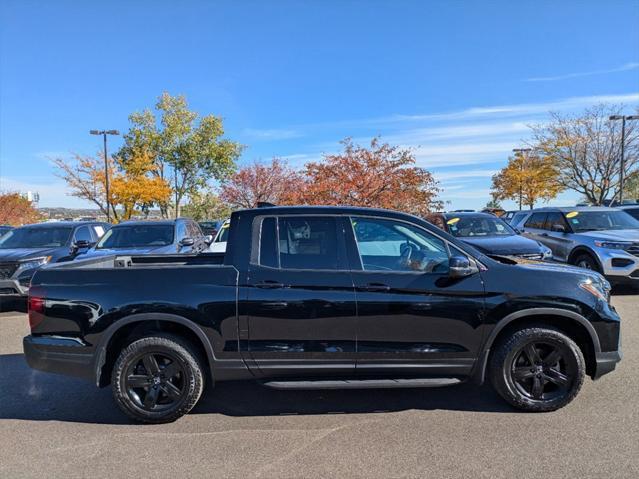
<box><xmin>23</xmin><ymin>206</ymin><xmax>621</xmax><ymax>387</ymax></box>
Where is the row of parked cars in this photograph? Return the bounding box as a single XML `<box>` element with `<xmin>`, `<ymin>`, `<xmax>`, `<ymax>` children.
<box><xmin>0</xmin><ymin>218</ymin><xmax>229</xmax><ymax>304</ymax></box>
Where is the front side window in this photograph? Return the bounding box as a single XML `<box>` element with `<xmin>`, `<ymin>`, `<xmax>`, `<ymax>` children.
<box><xmin>623</xmin><ymin>208</ymin><xmax>639</xmax><ymax>221</ymax></box>
<box><xmin>351</xmin><ymin>217</ymin><xmax>449</xmax><ymax>273</ymax></box>
<box><xmin>74</xmin><ymin>226</ymin><xmax>92</xmax><ymax>242</ymax></box>
<box><xmin>545</xmin><ymin>212</ymin><xmax>569</xmax><ymax>231</ymax></box>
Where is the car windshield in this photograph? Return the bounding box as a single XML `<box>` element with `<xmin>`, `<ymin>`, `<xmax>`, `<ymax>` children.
<box><xmin>0</xmin><ymin>227</ymin><xmax>73</xmax><ymax>248</ymax></box>
<box><xmin>446</xmin><ymin>215</ymin><xmax>515</xmax><ymax>237</ymax></box>
<box><xmin>566</xmin><ymin>210</ymin><xmax>639</xmax><ymax>232</ymax></box>
<box><xmin>96</xmin><ymin>225</ymin><xmax>175</xmax><ymax>248</ymax></box>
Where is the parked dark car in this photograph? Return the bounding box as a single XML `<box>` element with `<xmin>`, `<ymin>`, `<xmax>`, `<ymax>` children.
<box><xmin>0</xmin><ymin>225</ymin><xmax>13</xmax><ymax>237</ymax></box>
<box><xmin>0</xmin><ymin>221</ymin><xmax>109</xmax><ymax>300</ymax></box>
<box><xmin>24</xmin><ymin>206</ymin><xmax>621</xmax><ymax>423</ymax></box>
<box><xmin>81</xmin><ymin>218</ymin><xmax>209</xmax><ymax>259</ymax></box>
<box><xmin>198</xmin><ymin>220</ymin><xmax>222</xmax><ymax>237</ymax></box>
<box><xmin>619</xmin><ymin>204</ymin><xmax>639</xmax><ymax>222</ymax></box>
<box><xmin>430</xmin><ymin>212</ymin><xmax>552</xmax><ymax>260</ymax></box>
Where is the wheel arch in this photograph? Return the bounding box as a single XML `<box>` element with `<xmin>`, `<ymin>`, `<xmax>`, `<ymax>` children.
<box><xmin>93</xmin><ymin>313</ymin><xmax>216</xmax><ymax>388</ymax></box>
<box><xmin>473</xmin><ymin>308</ymin><xmax>601</xmax><ymax>384</ymax></box>
<box><xmin>568</xmin><ymin>246</ymin><xmax>603</xmax><ymax>270</ymax></box>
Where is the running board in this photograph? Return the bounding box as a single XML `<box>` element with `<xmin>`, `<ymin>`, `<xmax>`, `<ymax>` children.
<box><xmin>262</xmin><ymin>378</ymin><xmax>461</xmax><ymax>390</ymax></box>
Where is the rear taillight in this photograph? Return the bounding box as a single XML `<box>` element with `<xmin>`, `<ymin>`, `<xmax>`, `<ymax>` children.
<box><xmin>28</xmin><ymin>296</ymin><xmax>46</xmax><ymax>330</ymax></box>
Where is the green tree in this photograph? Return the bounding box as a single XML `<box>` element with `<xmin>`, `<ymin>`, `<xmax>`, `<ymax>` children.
<box><xmin>624</xmin><ymin>171</ymin><xmax>639</xmax><ymax>202</ymax></box>
<box><xmin>181</xmin><ymin>190</ymin><xmax>232</xmax><ymax>221</ymax></box>
<box><xmin>118</xmin><ymin>92</ymin><xmax>242</xmax><ymax>217</ymax></box>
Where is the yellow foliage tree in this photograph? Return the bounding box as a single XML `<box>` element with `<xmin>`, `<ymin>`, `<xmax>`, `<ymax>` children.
<box><xmin>55</xmin><ymin>150</ymin><xmax>171</xmax><ymax>222</ymax></box>
<box><xmin>491</xmin><ymin>151</ymin><xmax>564</xmax><ymax>209</ymax></box>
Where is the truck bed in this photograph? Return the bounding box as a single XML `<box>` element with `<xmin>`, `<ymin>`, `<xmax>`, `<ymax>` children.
<box><xmin>48</xmin><ymin>252</ymin><xmax>226</xmax><ymax>270</ymax></box>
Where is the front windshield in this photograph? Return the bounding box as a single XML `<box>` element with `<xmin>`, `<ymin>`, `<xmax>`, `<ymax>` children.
<box><xmin>97</xmin><ymin>225</ymin><xmax>175</xmax><ymax>249</ymax></box>
<box><xmin>446</xmin><ymin>215</ymin><xmax>515</xmax><ymax>237</ymax></box>
<box><xmin>0</xmin><ymin>227</ymin><xmax>72</xmax><ymax>249</ymax></box>
<box><xmin>566</xmin><ymin>211</ymin><xmax>639</xmax><ymax>232</ymax></box>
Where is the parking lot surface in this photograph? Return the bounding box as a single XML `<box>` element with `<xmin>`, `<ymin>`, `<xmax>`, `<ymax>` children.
<box><xmin>1</xmin><ymin>294</ymin><xmax>638</xmax><ymax>478</ymax></box>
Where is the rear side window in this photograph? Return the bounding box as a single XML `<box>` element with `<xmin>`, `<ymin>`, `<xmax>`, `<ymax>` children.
<box><xmin>624</xmin><ymin>208</ymin><xmax>639</xmax><ymax>221</ymax></box>
<box><xmin>524</xmin><ymin>213</ymin><xmax>548</xmax><ymax>229</ymax></box>
<box><xmin>253</xmin><ymin>216</ymin><xmax>345</xmax><ymax>270</ymax></box>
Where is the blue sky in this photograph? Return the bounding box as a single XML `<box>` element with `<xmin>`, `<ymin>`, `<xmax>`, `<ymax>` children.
<box><xmin>1</xmin><ymin>0</ymin><xmax>638</xmax><ymax>210</ymax></box>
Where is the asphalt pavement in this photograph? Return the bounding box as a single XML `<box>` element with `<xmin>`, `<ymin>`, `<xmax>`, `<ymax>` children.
<box><xmin>1</xmin><ymin>294</ymin><xmax>638</xmax><ymax>478</ymax></box>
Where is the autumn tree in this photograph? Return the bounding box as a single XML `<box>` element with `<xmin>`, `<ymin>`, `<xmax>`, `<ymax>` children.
<box><xmin>219</xmin><ymin>158</ymin><xmax>303</xmax><ymax>209</ymax></box>
<box><xmin>624</xmin><ymin>170</ymin><xmax>639</xmax><ymax>202</ymax></box>
<box><xmin>531</xmin><ymin>104</ymin><xmax>639</xmax><ymax>205</ymax></box>
<box><xmin>54</xmin><ymin>150</ymin><xmax>172</xmax><ymax>222</ymax></box>
<box><xmin>0</xmin><ymin>193</ymin><xmax>41</xmax><ymax>225</ymax></box>
<box><xmin>118</xmin><ymin>92</ymin><xmax>243</xmax><ymax>217</ymax></box>
<box><xmin>297</xmin><ymin>138</ymin><xmax>442</xmax><ymax>215</ymax></box>
<box><xmin>491</xmin><ymin>151</ymin><xmax>563</xmax><ymax>209</ymax></box>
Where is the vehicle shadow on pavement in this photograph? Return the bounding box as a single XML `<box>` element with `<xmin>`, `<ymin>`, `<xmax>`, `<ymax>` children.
<box><xmin>0</xmin><ymin>353</ymin><xmax>514</xmax><ymax>424</ymax></box>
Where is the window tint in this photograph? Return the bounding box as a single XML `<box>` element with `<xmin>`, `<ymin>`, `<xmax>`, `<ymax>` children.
<box><xmin>92</xmin><ymin>225</ymin><xmax>106</xmax><ymax>239</ymax></box>
<box><xmin>176</xmin><ymin>222</ymin><xmax>187</xmax><ymax>240</ymax></box>
<box><xmin>278</xmin><ymin>217</ymin><xmax>342</xmax><ymax>270</ymax></box>
<box><xmin>188</xmin><ymin>221</ymin><xmax>202</xmax><ymax>238</ymax></box>
<box><xmin>74</xmin><ymin>226</ymin><xmax>92</xmax><ymax>242</ymax></box>
<box><xmin>258</xmin><ymin>217</ymin><xmax>279</xmax><ymax>268</ymax></box>
<box><xmin>524</xmin><ymin>212</ymin><xmax>548</xmax><ymax>229</ymax></box>
<box><xmin>510</xmin><ymin>212</ymin><xmax>527</xmax><ymax>226</ymax></box>
<box><xmin>624</xmin><ymin>208</ymin><xmax>639</xmax><ymax>221</ymax></box>
<box><xmin>545</xmin><ymin>212</ymin><xmax>568</xmax><ymax>231</ymax></box>
<box><xmin>351</xmin><ymin>217</ymin><xmax>449</xmax><ymax>273</ymax></box>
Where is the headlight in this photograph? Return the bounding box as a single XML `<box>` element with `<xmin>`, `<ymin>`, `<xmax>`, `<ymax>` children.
<box><xmin>579</xmin><ymin>278</ymin><xmax>610</xmax><ymax>303</ymax></box>
<box><xmin>540</xmin><ymin>245</ymin><xmax>552</xmax><ymax>259</ymax></box>
<box><xmin>594</xmin><ymin>241</ymin><xmax>633</xmax><ymax>250</ymax></box>
<box><xmin>16</xmin><ymin>256</ymin><xmax>51</xmax><ymax>273</ymax></box>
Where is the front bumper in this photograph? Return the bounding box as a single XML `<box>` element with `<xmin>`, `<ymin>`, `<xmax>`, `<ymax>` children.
<box><xmin>0</xmin><ymin>278</ymin><xmax>28</xmax><ymax>297</ymax></box>
<box><xmin>23</xmin><ymin>335</ymin><xmax>95</xmax><ymax>381</ymax></box>
<box><xmin>593</xmin><ymin>350</ymin><xmax>622</xmax><ymax>379</ymax></box>
<box><xmin>599</xmin><ymin>249</ymin><xmax>639</xmax><ymax>281</ymax></box>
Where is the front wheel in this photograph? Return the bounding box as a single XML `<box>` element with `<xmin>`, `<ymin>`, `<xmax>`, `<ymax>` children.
<box><xmin>489</xmin><ymin>327</ymin><xmax>585</xmax><ymax>412</ymax></box>
<box><xmin>572</xmin><ymin>253</ymin><xmax>601</xmax><ymax>273</ymax></box>
<box><xmin>112</xmin><ymin>334</ymin><xmax>205</xmax><ymax>423</ymax></box>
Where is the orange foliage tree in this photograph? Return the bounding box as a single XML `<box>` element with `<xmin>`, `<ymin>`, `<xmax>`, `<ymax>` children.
<box><xmin>219</xmin><ymin>158</ymin><xmax>303</xmax><ymax>209</ymax></box>
<box><xmin>54</xmin><ymin>150</ymin><xmax>172</xmax><ymax>222</ymax></box>
<box><xmin>298</xmin><ymin>138</ymin><xmax>442</xmax><ymax>215</ymax></box>
<box><xmin>0</xmin><ymin>193</ymin><xmax>41</xmax><ymax>225</ymax></box>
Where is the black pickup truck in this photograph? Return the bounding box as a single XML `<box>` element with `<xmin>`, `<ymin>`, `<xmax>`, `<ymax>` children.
<box><xmin>23</xmin><ymin>205</ymin><xmax>622</xmax><ymax>423</ymax></box>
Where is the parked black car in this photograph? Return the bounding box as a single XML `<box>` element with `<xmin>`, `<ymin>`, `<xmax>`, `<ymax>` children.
<box><xmin>431</xmin><ymin>212</ymin><xmax>552</xmax><ymax>260</ymax></box>
<box><xmin>24</xmin><ymin>206</ymin><xmax>621</xmax><ymax>423</ymax></box>
<box><xmin>0</xmin><ymin>221</ymin><xmax>109</xmax><ymax>301</ymax></box>
<box><xmin>81</xmin><ymin>218</ymin><xmax>210</xmax><ymax>259</ymax></box>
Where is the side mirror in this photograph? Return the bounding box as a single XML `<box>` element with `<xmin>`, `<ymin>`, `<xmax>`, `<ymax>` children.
<box><xmin>179</xmin><ymin>237</ymin><xmax>195</xmax><ymax>247</ymax></box>
<box><xmin>204</xmin><ymin>235</ymin><xmax>213</xmax><ymax>245</ymax></box>
<box><xmin>448</xmin><ymin>255</ymin><xmax>478</xmax><ymax>279</ymax></box>
<box><xmin>551</xmin><ymin>224</ymin><xmax>566</xmax><ymax>233</ymax></box>
<box><xmin>71</xmin><ymin>239</ymin><xmax>91</xmax><ymax>254</ymax></box>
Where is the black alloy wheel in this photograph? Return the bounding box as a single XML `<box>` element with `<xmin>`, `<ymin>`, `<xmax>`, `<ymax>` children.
<box><xmin>112</xmin><ymin>334</ymin><xmax>205</xmax><ymax>423</ymax></box>
<box><xmin>124</xmin><ymin>351</ymin><xmax>186</xmax><ymax>411</ymax></box>
<box><xmin>490</xmin><ymin>327</ymin><xmax>585</xmax><ymax>412</ymax></box>
<box><xmin>573</xmin><ymin>253</ymin><xmax>601</xmax><ymax>273</ymax></box>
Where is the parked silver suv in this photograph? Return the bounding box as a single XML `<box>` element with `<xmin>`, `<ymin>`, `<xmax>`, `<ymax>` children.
<box><xmin>519</xmin><ymin>206</ymin><xmax>639</xmax><ymax>286</ymax></box>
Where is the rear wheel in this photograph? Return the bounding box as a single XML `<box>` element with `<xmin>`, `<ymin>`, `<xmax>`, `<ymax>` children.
<box><xmin>572</xmin><ymin>253</ymin><xmax>601</xmax><ymax>273</ymax></box>
<box><xmin>489</xmin><ymin>327</ymin><xmax>585</xmax><ymax>412</ymax></box>
<box><xmin>111</xmin><ymin>334</ymin><xmax>205</xmax><ymax>423</ymax></box>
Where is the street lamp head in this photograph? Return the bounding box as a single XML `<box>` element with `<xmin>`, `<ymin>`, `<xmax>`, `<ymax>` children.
<box><xmin>609</xmin><ymin>115</ymin><xmax>623</xmax><ymax>120</ymax></box>
<box><xmin>627</xmin><ymin>115</ymin><xmax>639</xmax><ymax>121</ymax></box>
<box><xmin>105</xmin><ymin>130</ymin><xmax>120</xmax><ymax>135</ymax></box>
<box><xmin>89</xmin><ymin>130</ymin><xmax>102</xmax><ymax>135</ymax></box>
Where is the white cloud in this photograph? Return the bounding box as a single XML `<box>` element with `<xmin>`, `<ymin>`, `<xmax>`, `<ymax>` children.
<box><xmin>525</xmin><ymin>62</ymin><xmax>639</xmax><ymax>82</ymax></box>
<box><xmin>435</xmin><ymin>169</ymin><xmax>499</xmax><ymax>181</ymax></box>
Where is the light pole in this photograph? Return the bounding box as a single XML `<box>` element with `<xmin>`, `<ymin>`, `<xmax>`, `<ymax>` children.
<box><xmin>90</xmin><ymin>129</ymin><xmax>120</xmax><ymax>222</ymax></box>
<box><xmin>609</xmin><ymin>115</ymin><xmax>639</xmax><ymax>204</ymax></box>
<box><xmin>513</xmin><ymin>148</ymin><xmax>532</xmax><ymax>210</ymax></box>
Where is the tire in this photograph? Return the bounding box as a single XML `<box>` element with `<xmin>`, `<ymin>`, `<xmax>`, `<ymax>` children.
<box><xmin>489</xmin><ymin>327</ymin><xmax>585</xmax><ymax>412</ymax></box>
<box><xmin>111</xmin><ymin>334</ymin><xmax>205</xmax><ymax>423</ymax></box>
<box><xmin>572</xmin><ymin>253</ymin><xmax>601</xmax><ymax>273</ymax></box>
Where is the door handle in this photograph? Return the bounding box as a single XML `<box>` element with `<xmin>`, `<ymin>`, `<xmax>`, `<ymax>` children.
<box><xmin>363</xmin><ymin>282</ymin><xmax>391</xmax><ymax>292</ymax></box>
<box><xmin>262</xmin><ymin>301</ymin><xmax>288</xmax><ymax>310</ymax></box>
<box><xmin>255</xmin><ymin>280</ymin><xmax>286</xmax><ymax>289</ymax></box>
